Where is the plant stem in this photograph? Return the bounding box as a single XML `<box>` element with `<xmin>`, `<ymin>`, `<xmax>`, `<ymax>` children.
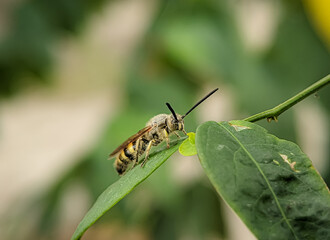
<box><xmin>244</xmin><ymin>74</ymin><xmax>330</xmax><ymax>123</ymax></box>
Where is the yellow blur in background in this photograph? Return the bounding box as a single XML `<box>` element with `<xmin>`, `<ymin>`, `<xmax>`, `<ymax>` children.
<box><xmin>303</xmin><ymin>0</ymin><xmax>330</xmax><ymax>49</ymax></box>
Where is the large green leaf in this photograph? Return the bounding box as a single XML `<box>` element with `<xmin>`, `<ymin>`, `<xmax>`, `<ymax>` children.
<box><xmin>196</xmin><ymin>120</ymin><xmax>330</xmax><ymax>240</ymax></box>
<box><xmin>71</xmin><ymin>140</ymin><xmax>183</xmax><ymax>240</ymax></box>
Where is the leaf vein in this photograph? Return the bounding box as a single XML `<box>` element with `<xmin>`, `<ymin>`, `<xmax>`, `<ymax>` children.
<box><xmin>219</xmin><ymin>123</ymin><xmax>299</xmax><ymax>240</ymax></box>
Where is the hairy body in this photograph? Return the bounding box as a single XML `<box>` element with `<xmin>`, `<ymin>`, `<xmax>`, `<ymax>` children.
<box><xmin>109</xmin><ymin>88</ymin><xmax>218</xmax><ymax>175</ymax></box>
<box><xmin>111</xmin><ymin>113</ymin><xmax>185</xmax><ymax>175</ymax></box>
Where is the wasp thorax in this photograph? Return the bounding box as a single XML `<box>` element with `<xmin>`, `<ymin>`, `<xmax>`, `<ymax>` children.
<box><xmin>167</xmin><ymin>114</ymin><xmax>184</xmax><ymax>132</ymax></box>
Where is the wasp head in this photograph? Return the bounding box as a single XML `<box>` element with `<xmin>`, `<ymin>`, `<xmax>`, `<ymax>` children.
<box><xmin>168</xmin><ymin>114</ymin><xmax>184</xmax><ymax>132</ymax></box>
<box><xmin>165</xmin><ymin>89</ymin><xmax>218</xmax><ymax>134</ymax></box>
<box><xmin>165</xmin><ymin>102</ymin><xmax>185</xmax><ymax>132</ymax></box>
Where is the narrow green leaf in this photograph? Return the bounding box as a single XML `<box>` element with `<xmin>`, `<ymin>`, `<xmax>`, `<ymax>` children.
<box><xmin>179</xmin><ymin>132</ymin><xmax>197</xmax><ymax>156</ymax></box>
<box><xmin>196</xmin><ymin>120</ymin><xmax>330</xmax><ymax>240</ymax></box>
<box><xmin>71</xmin><ymin>140</ymin><xmax>183</xmax><ymax>240</ymax></box>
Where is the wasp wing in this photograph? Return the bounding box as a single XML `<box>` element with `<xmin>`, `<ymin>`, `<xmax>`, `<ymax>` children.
<box><xmin>109</xmin><ymin>125</ymin><xmax>153</xmax><ymax>158</ymax></box>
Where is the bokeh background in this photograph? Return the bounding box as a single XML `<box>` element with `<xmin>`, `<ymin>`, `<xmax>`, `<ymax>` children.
<box><xmin>0</xmin><ymin>0</ymin><xmax>329</xmax><ymax>239</ymax></box>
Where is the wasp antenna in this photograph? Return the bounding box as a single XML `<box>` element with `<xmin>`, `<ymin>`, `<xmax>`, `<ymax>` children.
<box><xmin>182</xmin><ymin>88</ymin><xmax>219</xmax><ymax>119</ymax></box>
<box><xmin>166</xmin><ymin>102</ymin><xmax>178</xmax><ymax>121</ymax></box>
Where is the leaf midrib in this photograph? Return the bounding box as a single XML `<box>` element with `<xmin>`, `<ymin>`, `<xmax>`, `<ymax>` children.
<box><xmin>219</xmin><ymin>123</ymin><xmax>299</xmax><ymax>240</ymax></box>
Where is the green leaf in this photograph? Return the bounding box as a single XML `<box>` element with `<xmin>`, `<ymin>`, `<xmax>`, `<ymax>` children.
<box><xmin>179</xmin><ymin>132</ymin><xmax>197</xmax><ymax>156</ymax></box>
<box><xmin>71</xmin><ymin>140</ymin><xmax>183</xmax><ymax>240</ymax></box>
<box><xmin>196</xmin><ymin>120</ymin><xmax>330</xmax><ymax>240</ymax></box>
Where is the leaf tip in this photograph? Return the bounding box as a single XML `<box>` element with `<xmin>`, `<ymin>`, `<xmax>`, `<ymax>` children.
<box><xmin>179</xmin><ymin>132</ymin><xmax>197</xmax><ymax>156</ymax></box>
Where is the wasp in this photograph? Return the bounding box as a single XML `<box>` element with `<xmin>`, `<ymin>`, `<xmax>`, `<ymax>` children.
<box><xmin>109</xmin><ymin>88</ymin><xmax>218</xmax><ymax>175</ymax></box>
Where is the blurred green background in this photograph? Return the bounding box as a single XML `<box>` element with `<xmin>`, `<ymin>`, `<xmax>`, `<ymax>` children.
<box><xmin>0</xmin><ymin>0</ymin><xmax>329</xmax><ymax>239</ymax></box>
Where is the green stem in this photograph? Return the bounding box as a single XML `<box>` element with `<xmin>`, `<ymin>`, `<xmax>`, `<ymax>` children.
<box><xmin>244</xmin><ymin>74</ymin><xmax>330</xmax><ymax>123</ymax></box>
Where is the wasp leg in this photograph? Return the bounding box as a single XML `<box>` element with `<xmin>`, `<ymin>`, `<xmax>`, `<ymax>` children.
<box><xmin>182</xmin><ymin>129</ymin><xmax>187</xmax><ymax>135</ymax></box>
<box><xmin>174</xmin><ymin>131</ymin><xmax>180</xmax><ymax>138</ymax></box>
<box><xmin>141</xmin><ymin>140</ymin><xmax>154</xmax><ymax>167</ymax></box>
<box><xmin>132</xmin><ymin>138</ymin><xmax>142</xmax><ymax>167</ymax></box>
<box><xmin>164</xmin><ymin>129</ymin><xmax>170</xmax><ymax>148</ymax></box>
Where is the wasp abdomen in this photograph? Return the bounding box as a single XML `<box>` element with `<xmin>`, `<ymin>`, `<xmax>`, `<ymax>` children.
<box><xmin>118</xmin><ymin>151</ymin><xmax>129</xmax><ymax>164</ymax></box>
<box><xmin>121</xmin><ymin>142</ymin><xmax>136</xmax><ymax>160</ymax></box>
<box><xmin>124</xmin><ymin>148</ymin><xmax>134</xmax><ymax>161</ymax></box>
<box><xmin>115</xmin><ymin>160</ymin><xmax>126</xmax><ymax>175</ymax></box>
<box><xmin>115</xmin><ymin>141</ymin><xmax>137</xmax><ymax>174</ymax></box>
